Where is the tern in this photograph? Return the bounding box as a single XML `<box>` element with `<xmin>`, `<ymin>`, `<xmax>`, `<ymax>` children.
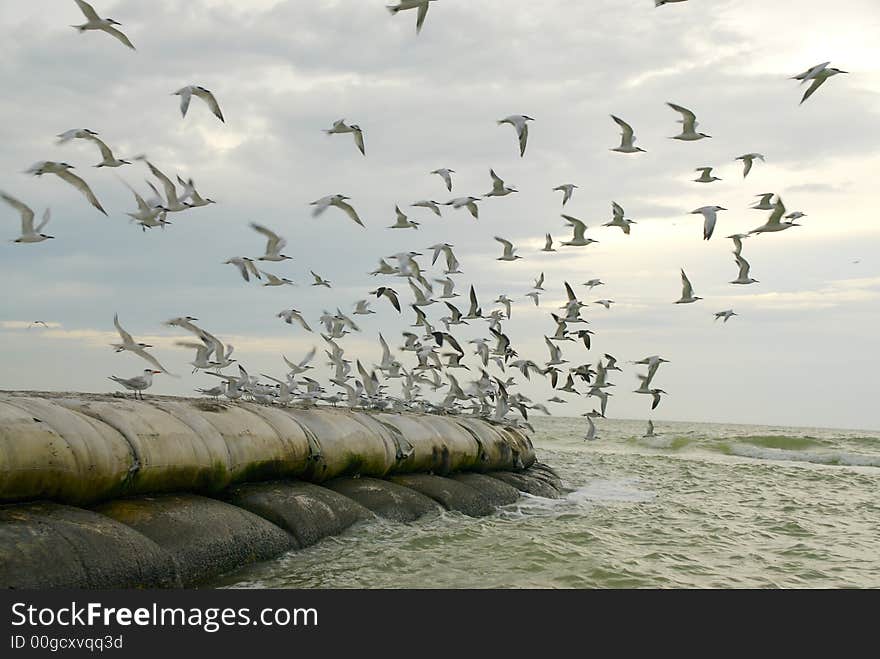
<box><xmin>675</xmin><ymin>269</ymin><xmax>701</xmax><ymax>303</ymax></box>
<box><xmin>431</xmin><ymin>168</ymin><xmax>455</xmax><ymax>192</ymax></box>
<box><xmin>792</xmin><ymin>62</ymin><xmax>848</xmax><ymax>104</ymax></box>
<box><xmin>715</xmin><ymin>309</ymin><xmax>737</xmax><ymax>323</ymax></box>
<box><xmin>387</xmin><ymin>0</ymin><xmax>436</xmax><ymax>34</ymax></box>
<box><xmin>261</xmin><ymin>272</ymin><xmax>294</xmax><ymax>287</ymax></box>
<box><xmin>553</xmin><ymin>184</ymin><xmax>578</xmax><ymax>206</ymax></box>
<box><xmin>311</xmin><ymin>194</ymin><xmax>365</xmax><ymax>227</ymax></box>
<box><xmin>604</xmin><ymin>201</ymin><xmax>636</xmax><ymax>234</ymax></box>
<box><xmin>594</xmin><ymin>299</ymin><xmax>614</xmax><ymax>310</ymax></box>
<box><xmin>224</xmin><ymin>257</ymin><xmax>261</xmax><ymax>282</ymax></box>
<box><xmin>310</xmin><ymin>271</ymin><xmax>332</xmax><ymax>288</ymax></box>
<box><xmin>323</xmin><ymin>119</ymin><xmax>365</xmax><ymax>155</ymax></box>
<box><xmin>434</xmin><ymin>276</ymin><xmax>459</xmax><ymax>299</ymax></box>
<box><xmin>691</xmin><ymin>205</ymin><xmax>727</xmax><ymax>240</ymax></box>
<box><xmin>667</xmin><ymin>102</ymin><xmax>711</xmax><ymax>140</ymax></box>
<box><xmin>525</xmin><ymin>291</ymin><xmax>541</xmax><ymax>306</ymax></box>
<box><xmin>786</xmin><ymin>211</ymin><xmax>807</xmax><ymax>221</ymax></box>
<box><xmin>353</xmin><ymin>300</ymin><xmax>376</xmax><ymax>315</ymax></box>
<box><xmin>141</xmin><ymin>159</ymin><xmax>191</xmax><ymax>213</ymax></box>
<box><xmin>583</xmin><ymin>279</ymin><xmax>604</xmax><ymax>290</ymax></box>
<box><xmin>1</xmin><ymin>192</ymin><xmax>53</xmax><ymax>243</ymax></box>
<box><xmin>749</xmin><ymin>198</ymin><xmax>799</xmax><ymax>235</ymax></box>
<box><xmin>412</xmin><ymin>200</ymin><xmax>442</xmax><ymax>216</ymax></box>
<box><xmin>444</xmin><ymin>196</ymin><xmax>480</xmax><ymax>220</ymax></box>
<box><xmin>371</xmin><ymin>287</ymin><xmax>402</xmax><ymax>313</ymax></box>
<box><xmin>583</xmin><ymin>411</ymin><xmax>603</xmax><ymax>441</ymax></box>
<box><xmin>730</xmin><ymin>254</ymin><xmax>759</xmax><ymax>284</ymax></box>
<box><xmin>644</xmin><ymin>420</ymin><xmax>657</xmax><ymax>438</ymax></box>
<box><xmin>109</xmin><ymin>370</ymin><xmax>161</xmax><ymax>399</ymax></box>
<box><xmin>72</xmin><ymin>0</ymin><xmax>135</xmax><ymax>50</ymax></box>
<box><xmin>176</xmin><ymin>177</ymin><xmax>216</xmax><ymax>207</ymax></box>
<box><xmin>736</xmin><ymin>153</ymin><xmax>765</xmax><ymax>178</ymax></box>
<box><xmin>655</xmin><ymin>0</ymin><xmax>688</xmax><ymax>6</ymax></box>
<box><xmin>533</xmin><ymin>273</ymin><xmax>545</xmax><ymax>290</ymax></box>
<box><xmin>610</xmin><ymin>115</ymin><xmax>646</xmax><ymax>153</ymax></box>
<box><xmin>278</xmin><ymin>309</ymin><xmax>312</xmax><ymax>332</ymax></box>
<box><xmin>752</xmin><ymin>193</ymin><xmax>776</xmax><ymax>211</ymax></box>
<box><xmin>86</xmin><ymin>135</ymin><xmax>131</xmax><ymax>168</ymax></box>
<box><xmin>250</xmin><ymin>223</ymin><xmax>292</xmax><ymax>261</ymax></box>
<box><xmin>694</xmin><ymin>167</ymin><xmax>721</xmax><ymax>183</ymax></box>
<box><xmin>541</xmin><ymin>233</ymin><xmax>557</xmax><ymax>252</ymax></box>
<box><xmin>725</xmin><ymin>233</ymin><xmax>749</xmax><ymax>256</ymax></box>
<box><xmin>495</xmin><ymin>237</ymin><xmax>523</xmax><ymax>262</ymax></box>
<box><xmin>56</xmin><ymin>128</ymin><xmax>99</xmax><ymax>144</ymax></box>
<box><xmin>388</xmin><ymin>205</ymin><xmax>419</xmax><ymax>229</ymax></box>
<box><xmin>173</xmin><ymin>85</ymin><xmax>225</xmax><ymax>123</ymax></box>
<box><xmin>29</xmin><ymin>162</ymin><xmax>107</xmax><ymax>215</ymax></box>
<box><xmin>561</xmin><ymin>214</ymin><xmax>597</xmax><ymax>247</ymax></box>
<box><xmin>497</xmin><ymin>114</ymin><xmax>534</xmax><ymax>157</ymax></box>
<box><xmin>111</xmin><ymin>314</ymin><xmax>174</xmax><ymax>375</ymax></box>
<box><xmin>485</xmin><ymin>169</ymin><xmax>518</xmax><ymax>197</ymax></box>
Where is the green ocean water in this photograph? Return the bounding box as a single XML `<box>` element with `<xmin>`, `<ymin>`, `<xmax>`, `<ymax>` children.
<box><xmin>218</xmin><ymin>417</ymin><xmax>880</xmax><ymax>588</ymax></box>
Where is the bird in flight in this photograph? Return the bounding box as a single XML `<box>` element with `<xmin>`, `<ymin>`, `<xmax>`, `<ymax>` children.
<box><xmin>173</xmin><ymin>85</ymin><xmax>225</xmax><ymax>123</ymax></box>
<box><xmin>498</xmin><ymin>114</ymin><xmax>535</xmax><ymax>157</ymax></box>
<box><xmin>71</xmin><ymin>0</ymin><xmax>135</xmax><ymax>50</ymax></box>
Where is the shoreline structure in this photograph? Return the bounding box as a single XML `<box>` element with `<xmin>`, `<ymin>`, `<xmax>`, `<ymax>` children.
<box><xmin>0</xmin><ymin>391</ymin><xmax>562</xmax><ymax>588</ymax></box>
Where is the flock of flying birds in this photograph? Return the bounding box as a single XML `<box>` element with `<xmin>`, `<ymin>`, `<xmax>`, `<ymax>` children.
<box><xmin>2</xmin><ymin>1</ymin><xmax>851</xmax><ymax>442</ymax></box>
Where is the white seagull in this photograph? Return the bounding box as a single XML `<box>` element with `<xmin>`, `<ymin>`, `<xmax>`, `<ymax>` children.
<box><xmin>495</xmin><ymin>237</ymin><xmax>523</xmax><ymax>262</ymax></box>
<box><xmin>792</xmin><ymin>62</ymin><xmax>848</xmax><ymax>104</ymax></box>
<box><xmin>173</xmin><ymin>85</ymin><xmax>225</xmax><ymax>123</ymax></box>
<box><xmin>387</xmin><ymin>0</ymin><xmax>437</xmax><ymax>34</ymax></box>
<box><xmin>497</xmin><ymin>114</ymin><xmax>535</xmax><ymax>157</ymax></box>
<box><xmin>675</xmin><ymin>269</ymin><xmax>702</xmax><ymax>304</ymax></box>
<box><xmin>388</xmin><ymin>205</ymin><xmax>420</xmax><ymax>229</ymax></box>
<box><xmin>112</xmin><ymin>313</ymin><xmax>173</xmax><ymax>375</ymax></box>
<box><xmin>730</xmin><ymin>254</ymin><xmax>759</xmax><ymax>285</ymax></box>
<box><xmin>485</xmin><ymin>169</ymin><xmax>518</xmax><ymax>197</ymax></box>
<box><xmin>278</xmin><ymin>309</ymin><xmax>312</xmax><ymax>332</ymax></box>
<box><xmin>610</xmin><ymin>115</ymin><xmax>646</xmax><ymax>153</ymax></box>
<box><xmin>691</xmin><ymin>205</ymin><xmax>727</xmax><ymax>240</ymax></box>
<box><xmin>29</xmin><ymin>162</ymin><xmax>106</xmax><ymax>215</ymax></box>
<box><xmin>250</xmin><ymin>223</ymin><xmax>292</xmax><ymax>261</ymax></box>
<box><xmin>310</xmin><ymin>271</ymin><xmax>332</xmax><ymax>288</ymax></box>
<box><xmin>109</xmin><ymin>369</ymin><xmax>161</xmax><ymax>399</ymax></box>
<box><xmin>412</xmin><ymin>200</ymin><xmax>442</xmax><ymax>216</ymax></box>
<box><xmin>749</xmin><ymin>198</ymin><xmax>800</xmax><ymax>235</ymax></box>
<box><xmin>736</xmin><ymin>153</ymin><xmax>765</xmax><ymax>178</ymax></box>
<box><xmin>694</xmin><ymin>167</ymin><xmax>721</xmax><ymax>183</ymax></box>
<box><xmin>323</xmin><ymin>119</ymin><xmax>365</xmax><ymax>155</ymax></box>
<box><xmin>561</xmin><ymin>214</ymin><xmax>598</xmax><ymax>247</ymax></box>
<box><xmin>431</xmin><ymin>168</ymin><xmax>455</xmax><ymax>192</ymax></box>
<box><xmin>311</xmin><ymin>195</ymin><xmax>365</xmax><ymax>227</ymax></box>
<box><xmin>1</xmin><ymin>192</ymin><xmax>53</xmax><ymax>244</ymax></box>
<box><xmin>604</xmin><ymin>201</ymin><xmax>636</xmax><ymax>235</ymax></box>
<box><xmin>224</xmin><ymin>257</ymin><xmax>262</xmax><ymax>282</ymax></box>
<box><xmin>71</xmin><ymin>0</ymin><xmax>135</xmax><ymax>50</ymax></box>
<box><xmin>554</xmin><ymin>184</ymin><xmax>578</xmax><ymax>206</ymax></box>
<box><xmin>444</xmin><ymin>196</ymin><xmax>480</xmax><ymax>220</ymax></box>
<box><xmin>667</xmin><ymin>102</ymin><xmax>711</xmax><ymax>140</ymax></box>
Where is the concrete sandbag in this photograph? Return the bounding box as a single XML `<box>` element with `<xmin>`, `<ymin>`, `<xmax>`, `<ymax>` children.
<box><xmin>0</xmin><ymin>502</ymin><xmax>179</xmax><ymax>589</ymax></box>
<box><xmin>450</xmin><ymin>472</ymin><xmax>522</xmax><ymax>506</ymax></box>
<box><xmin>0</xmin><ymin>397</ymin><xmax>133</xmax><ymax>505</ymax></box>
<box><xmin>94</xmin><ymin>494</ymin><xmax>294</xmax><ymax>586</ymax></box>
<box><xmin>528</xmin><ymin>462</ymin><xmax>565</xmax><ymax>491</ymax></box>
<box><xmin>289</xmin><ymin>408</ymin><xmax>397</xmax><ymax>481</ymax></box>
<box><xmin>389</xmin><ymin>473</ymin><xmax>495</xmax><ymax>517</ymax></box>
<box><xmin>226</xmin><ymin>480</ymin><xmax>373</xmax><ymax>548</ymax></box>
<box><xmin>56</xmin><ymin>398</ymin><xmax>230</xmax><ymax>495</ymax></box>
<box><xmin>450</xmin><ymin>417</ymin><xmax>522</xmax><ymax>472</ymax></box>
<box><xmin>487</xmin><ymin>470</ymin><xmax>561</xmax><ymax>498</ymax></box>
<box><xmin>325</xmin><ymin>477</ymin><xmax>442</xmax><ymax>522</ymax></box>
<box><xmin>374</xmin><ymin>413</ymin><xmax>482</xmax><ymax>474</ymax></box>
<box><xmin>494</xmin><ymin>424</ymin><xmax>538</xmax><ymax>469</ymax></box>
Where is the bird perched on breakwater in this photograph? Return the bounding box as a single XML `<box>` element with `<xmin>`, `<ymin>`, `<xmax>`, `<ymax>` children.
<box><xmin>109</xmin><ymin>369</ymin><xmax>161</xmax><ymax>400</ymax></box>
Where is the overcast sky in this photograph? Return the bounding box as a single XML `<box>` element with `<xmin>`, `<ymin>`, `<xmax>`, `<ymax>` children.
<box><xmin>1</xmin><ymin>0</ymin><xmax>879</xmax><ymax>430</ymax></box>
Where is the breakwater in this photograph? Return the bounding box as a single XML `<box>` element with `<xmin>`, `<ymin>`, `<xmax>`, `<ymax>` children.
<box><xmin>0</xmin><ymin>391</ymin><xmax>562</xmax><ymax>588</ymax></box>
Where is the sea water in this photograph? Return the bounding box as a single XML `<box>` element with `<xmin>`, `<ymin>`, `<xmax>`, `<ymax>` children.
<box><xmin>218</xmin><ymin>416</ymin><xmax>880</xmax><ymax>588</ymax></box>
